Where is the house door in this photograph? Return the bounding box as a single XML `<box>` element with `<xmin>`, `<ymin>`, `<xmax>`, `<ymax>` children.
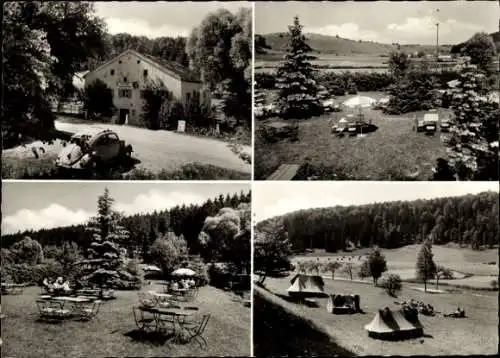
<box><xmin>118</xmin><ymin>109</ymin><xmax>129</xmax><ymax>125</ymax></box>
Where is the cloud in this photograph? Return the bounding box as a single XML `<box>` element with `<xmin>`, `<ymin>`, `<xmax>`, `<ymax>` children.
<box><xmin>306</xmin><ymin>23</ymin><xmax>384</xmax><ymax>42</ymax></box>
<box><xmin>2</xmin><ymin>204</ymin><xmax>93</xmax><ymax>235</ymax></box>
<box><xmin>104</xmin><ymin>17</ymin><xmax>190</xmax><ymax>38</ymax></box>
<box><xmin>386</xmin><ymin>16</ymin><xmax>483</xmax><ymax>44</ymax></box>
<box><xmin>114</xmin><ymin>189</ymin><xmax>206</xmax><ymax>215</ymax></box>
<box><xmin>2</xmin><ymin>190</ymin><xmax>208</xmax><ymax>235</ymax></box>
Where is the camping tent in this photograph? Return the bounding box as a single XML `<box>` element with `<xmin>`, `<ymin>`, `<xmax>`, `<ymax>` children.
<box><xmin>287</xmin><ymin>274</ymin><xmax>326</xmax><ymax>298</ymax></box>
<box><xmin>326</xmin><ymin>294</ymin><xmax>360</xmax><ymax>313</ymax></box>
<box><xmin>364</xmin><ymin>308</ymin><xmax>424</xmax><ymax>340</ymax></box>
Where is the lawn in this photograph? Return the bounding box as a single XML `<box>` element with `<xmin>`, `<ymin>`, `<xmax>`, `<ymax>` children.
<box><xmin>0</xmin><ymin>283</ymin><xmax>250</xmax><ymax>358</ymax></box>
<box><xmin>255</xmin><ymin>91</ymin><xmax>450</xmax><ymax>180</ymax></box>
<box><xmin>292</xmin><ymin>244</ymin><xmax>498</xmax><ymax>289</ymax></box>
<box><xmin>258</xmin><ymin>275</ymin><xmax>498</xmax><ymax>356</ymax></box>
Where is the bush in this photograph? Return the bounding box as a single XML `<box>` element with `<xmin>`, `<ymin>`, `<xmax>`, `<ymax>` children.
<box><xmin>381</xmin><ymin>273</ymin><xmax>403</xmax><ymax>297</ymax></box>
<box><xmin>319</xmin><ymin>72</ymin><xmax>394</xmax><ymax>93</ymax></box>
<box><xmin>1</xmin><ymin>263</ymin><xmax>36</xmax><ymax>284</ymax></box>
<box><xmin>32</xmin><ymin>259</ymin><xmax>64</xmax><ymax>285</ymax></box>
<box><xmin>187</xmin><ymin>260</ymin><xmax>209</xmax><ymax>287</ymax></box>
<box><xmin>83</xmin><ymin>79</ymin><xmax>115</xmax><ymax>119</ymax></box>
<box><xmin>208</xmin><ymin>262</ymin><xmax>232</xmax><ymax>289</ymax></box>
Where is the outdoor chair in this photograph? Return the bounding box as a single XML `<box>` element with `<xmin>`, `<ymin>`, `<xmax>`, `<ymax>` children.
<box><xmin>76</xmin><ymin>300</ymin><xmax>102</xmax><ymax>321</ymax></box>
<box><xmin>138</xmin><ymin>292</ymin><xmax>156</xmax><ymax>308</ymax></box>
<box><xmin>133</xmin><ymin>306</ymin><xmax>157</xmax><ymax>332</ymax></box>
<box><xmin>183</xmin><ymin>314</ymin><xmax>211</xmax><ymax>349</ymax></box>
<box><xmin>36</xmin><ymin>300</ymin><xmax>71</xmax><ymax>320</ymax></box>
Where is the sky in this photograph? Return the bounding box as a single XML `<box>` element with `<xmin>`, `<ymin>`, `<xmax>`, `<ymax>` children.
<box><xmin>253</xmin><ymin>182</ymin><xmax>499</xmax><ymax>222</ymax></box>
<box><xmin>1</xmin><ymin>182</ymin><xmax>250</xmax><ymax>235</ymax></box>
<box><xmin>94</xmin><ymin>1</ymin><xmax>250</xmax><ymax>38</ymax></box>
<box><xmin>256</xmin><ymin>1</ymin><xmax>499</xmax><ymax>45</ymax></box>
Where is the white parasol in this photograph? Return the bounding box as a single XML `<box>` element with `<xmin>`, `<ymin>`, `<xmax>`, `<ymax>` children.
<box><xmin>342</xmin><ymin>95</ymin><xmax>376</xmax><ymax>108</ymax></box>
<box><xmin>171</xmin><ymin>268</ymin><xmax>196</xmax><ymax>276</ymax></box>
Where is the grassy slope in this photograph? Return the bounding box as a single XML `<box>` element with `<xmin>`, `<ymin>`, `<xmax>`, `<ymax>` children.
<box><xmin>255</xmin><ymin>91</ymin><xmax>449</xmax><ymax>180</ymax></box>
<box><xmin>261</xmin><ymin>275</ymin><xmax>498</xmax><ymax>356</ymax></box>
<box><xmin>1</xmin><ymin>284</ymin><xmax>250</xmax><ymax>358</ymax></box>
<box><xmin>259</xmin><ymin>32</ymin><xmax>452</xmax><ymax>56</ymax></box>
<box><xmin>254</xmin><ymin>288</ymin><xmax>355</xmax><ymax>357</ymax></box>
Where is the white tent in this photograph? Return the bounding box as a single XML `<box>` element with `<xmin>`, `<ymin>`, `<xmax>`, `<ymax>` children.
<box><xmin>343</xmin><ymin>95</ymin><xmax>376</xmax><ymax>108</ymax></box>
<box><xmin>339</xmin><ymin>118</ymin><xmax>348</xmax><ymax>124</ymax></box>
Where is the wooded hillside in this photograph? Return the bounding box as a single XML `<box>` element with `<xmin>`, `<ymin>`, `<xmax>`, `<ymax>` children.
<box><xmin>257</xmin><ymin>191</ymin><xmax>498</xmax><ymax>252</ymax></box>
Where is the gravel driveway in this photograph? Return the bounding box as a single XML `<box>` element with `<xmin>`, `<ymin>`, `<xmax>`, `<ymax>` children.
<box><xmin>55</xmin><ymin>120</ymin><xmax>251</xmax><ymax>174</ymax></box>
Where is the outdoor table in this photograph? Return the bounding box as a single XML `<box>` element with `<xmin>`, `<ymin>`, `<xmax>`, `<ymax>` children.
<box><xmin>136</xmin><ymin>306</ymin><xmax>197</xmax><ymax>343</ymax></box>
<box><xmin>148</xmin><ymin>291</ymin><xmax>172</xmax><ymax>305</ymax></box>
<box><xmin>46</xmin><ymin>296</ymin><xmax>93</xmax><ymax>317</ymax></box>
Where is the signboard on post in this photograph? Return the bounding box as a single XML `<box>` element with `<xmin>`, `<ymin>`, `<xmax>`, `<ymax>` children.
<box><xmin>177</xmin><ymin>120</ymin><xmax>186</xmax><ymax>132</ymax></box>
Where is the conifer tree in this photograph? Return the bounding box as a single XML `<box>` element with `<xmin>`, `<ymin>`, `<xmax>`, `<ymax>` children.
<box><xmin>275</xmin><ymin>16</ymin><xmax>321</xmax><ymax>119</ymax></box>
<box><xmin>79</xmin><ymin>188</ymin><xmax>130</xmax><ymax>290</ymax></box>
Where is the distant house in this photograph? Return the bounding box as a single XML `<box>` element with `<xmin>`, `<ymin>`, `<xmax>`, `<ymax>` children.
<box><xmin>84</xmin><ymin>49</ymin><xmax>209</xmax><ymax>126</ymax></box>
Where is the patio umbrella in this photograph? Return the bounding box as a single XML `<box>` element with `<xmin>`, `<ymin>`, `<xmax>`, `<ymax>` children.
<box><xmin>143</xmin><ymin>265</ymin><xmax>162</xmax><ymax>272</ymax></box>
<box><xmin>342</xmin><ymin>95</ymin><xmax>376</xmax><ymax>108</ymax></box>
<box><xmin>171</xmin><ymin>268</ymin><xmax>196</xmax><ymax>276</ymax></box>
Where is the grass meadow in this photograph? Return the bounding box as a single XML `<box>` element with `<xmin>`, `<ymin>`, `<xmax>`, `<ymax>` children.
<box><xmin>1</xmin><ymin>283</ymin><xmax>250</xmax><ymax>358</ymax></box>
<box><xmin>255</xmin><ymin>91</ymin><xmax>450</xmax><ymax>180</ymax></box>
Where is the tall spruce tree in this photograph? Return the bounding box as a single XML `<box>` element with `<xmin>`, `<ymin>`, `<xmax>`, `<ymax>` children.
<box><xmin>80</xmin><ymin>188</ymin><xmax>130</xmax><ymax>291</ymax></box>
<box><xmin>275</xmin><ymin>16</ymin><xmax>321</xmax><ymax>119</ymax></box>
<box><xmin>416</xmin><ymin>239</ymin><xmax>437</xmax><ymax>292</ymax></box>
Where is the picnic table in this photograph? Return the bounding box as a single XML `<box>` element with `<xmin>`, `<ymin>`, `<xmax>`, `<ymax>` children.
<box><xmin>134</xmin><ymin>305</ymin><xmax>198</xmax><ymax>343</ymax></box>
<box><xmin>37</xmin><ymin>295</ymin><xmax>101</xmax><ymax>320</ymax></box>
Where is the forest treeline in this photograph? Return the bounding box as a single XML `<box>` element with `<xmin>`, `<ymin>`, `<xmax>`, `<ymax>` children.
<box><xmin>257</xmin><ymin>191</ymin><xmax>498</xmax><ymax>252</ymax></box>
<box><xmin>1</xmin><ymin>191</ymin><xmax>251</xmax><ymax>258</ymax></box>
<box><xmin>85</xmin><ymin>33</ymin><xmax>189</xmax><ymax>71</ymax></box>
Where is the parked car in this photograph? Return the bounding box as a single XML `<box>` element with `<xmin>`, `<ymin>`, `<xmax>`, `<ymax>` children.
<box><xmin>322</xmin><ymin>98</ymin><xmax>341</xmax><ymax>112</ymax></box>
<box><xmin>55</xmin><ymin>128</ymin><xmax>133</xmax><ymax>171</ymax></box>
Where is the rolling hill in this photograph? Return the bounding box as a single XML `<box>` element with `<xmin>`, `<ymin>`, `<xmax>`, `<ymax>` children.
<box><xmin>257</xmin><ymin>32</ymin><xmax>452</xmax><ymax>57</ymax></box>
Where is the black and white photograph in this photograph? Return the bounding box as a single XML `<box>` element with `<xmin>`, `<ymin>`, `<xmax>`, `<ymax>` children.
<box><xmin>2</xmin><ymin>1</ymin><xmax>252</xmax><ymax>180</ymax></box>
<box><xmin>253</xmin><ymin>181</ymin><xmax>498</xmax><ymax>356</ymax></box>
<box><xmin>0</xmin><ymin>182</ymin><xmax>251</xmax><ymax>356</ymax></box>
<box><xmin>254</xmin><ymin>1</ymin><xmax>499</xmax><ymax>181</ymax></box>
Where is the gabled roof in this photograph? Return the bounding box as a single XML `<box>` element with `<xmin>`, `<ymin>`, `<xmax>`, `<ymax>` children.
<box><xmin>85</xmin><ymin>49</ymin><xmax>200</xmax><ymax>83</ymax></box>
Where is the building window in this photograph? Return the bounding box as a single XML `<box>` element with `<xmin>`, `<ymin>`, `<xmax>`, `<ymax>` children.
<box><xmin>132</xmin><ymin>109</ymin><xmax>136</xmax><ymax>116</ymax></box>
<box><xmin>119</xmin><ymin>60</ymin><xmax>122</xmax><ymax>64</ymax></box>
<box><xmin>118</xmin><ymin>89</ymin><xmax>132</xmax><ymax>98</ymax></box>
<box><xmin>186</xmin><ymin>92</ymin><xmax>191</xmax><ymax>103</ymax></box>
<box><xmin>132</xmin><ymin>81</ymin><xmax>139</xmax><ymax>89</ymax></box>
<box><xmin>143</xmin><ymin>69</ymin><xmax>148</xmax><ymax>77</ymax></box>
<box><xmin>137</xmin><ymin>60</ymin><xmax>140</xmax><ymax>64</ymax></box>
<box><xmin>123</xmin><ymin>77</ymin><xmax>128</xmax><ymax>82</ymax></box>
<box><xmin>110</xmin><ymin>69</ymin><xmax>115</xmax><ymax>75</ymax></box>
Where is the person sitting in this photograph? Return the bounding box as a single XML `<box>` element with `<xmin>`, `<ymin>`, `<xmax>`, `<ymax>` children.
<box><xmin>188</xmin><ymin>278</ymin><xmax>196</xmax><ymax>288</ymax></box>
<box><xmin>171</xmin><ymin>281</ymin><xmax>179</xmax><ymax>291</ymax></box>
<box><xmin>61</xmin><ymin>280</ymin><xmax>71</xmax><ymax>293</ymax></box>
<box><xmin>42</xmin><ymin>278</ymin><xmax>54</xmax><ymax>293</ymax></box>
<box><xmin>180</xmin><ymin>279</ymin><xmax>190</xmax><ymax>289</ymax></box>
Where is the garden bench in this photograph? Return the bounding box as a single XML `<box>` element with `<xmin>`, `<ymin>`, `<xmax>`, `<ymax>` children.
<box><xmin>267</xmin><ymin>164</ymin><xmax>300</xmax><ymax>180</ymax></box>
